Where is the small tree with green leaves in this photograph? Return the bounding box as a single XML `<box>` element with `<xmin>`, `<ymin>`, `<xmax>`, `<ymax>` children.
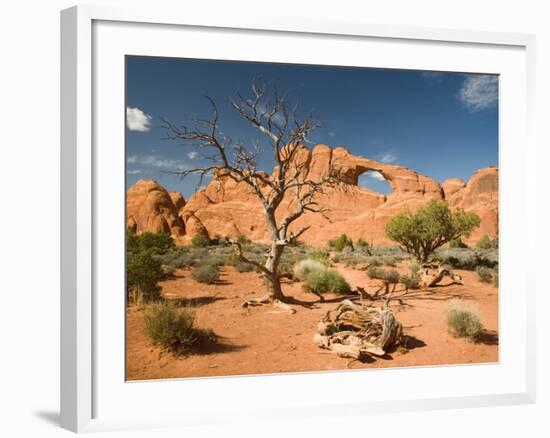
<box><xmin>385</xmin><ymin>200</ymin><xmax>480</xmax><ymax>263</ymax></box>
<box><xmin>333</xmin><ymin>234</ymin><xmax>353</xmax><ymax>252</ymax></box>
<box><xmin>127</xmin><ymin>248</ymin><xmax>163</xmax><ymax>303</ymax></box>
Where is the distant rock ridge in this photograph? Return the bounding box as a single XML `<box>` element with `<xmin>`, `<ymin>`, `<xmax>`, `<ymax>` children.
<box><xmin>126</xmin><ymin>145</ymin><xmax>498</xmax><ymax>246</ymax></box>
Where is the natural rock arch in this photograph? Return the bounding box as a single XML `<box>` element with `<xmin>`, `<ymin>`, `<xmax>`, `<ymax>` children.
<box><xmin>357</xmin><ymin>169</ymin><xmax>393</xmax><ymax>195</ymax></box>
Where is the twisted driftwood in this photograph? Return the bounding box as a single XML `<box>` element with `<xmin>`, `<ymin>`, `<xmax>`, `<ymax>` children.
<box><xmin>419</xmin><ymin>263</ymin><xmax>463</xmax><ymax>288</ymax></box>
<box><xmin>313</xmin><ymin>299</ymin><xmax>403</xmax><ymax>360</ymax></box>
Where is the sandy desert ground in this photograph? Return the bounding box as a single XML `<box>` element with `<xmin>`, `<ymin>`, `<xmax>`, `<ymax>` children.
<box><xmin>126</xmin><ymin>262</ymin><xmax>498</xmax><ymax>381</ymax></box>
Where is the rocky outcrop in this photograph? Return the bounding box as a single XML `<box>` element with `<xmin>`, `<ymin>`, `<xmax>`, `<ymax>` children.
<box><xmin>126</xmin><ymin>145</ymin><xmax>498</xmax><ymax>246</ymax></box>
<box><xmin>447</xmin><ymin>167</ymin><xmax>498</xmax><ymax>243</ymax></box>
<box><xmin>127</xmin><ymin>179</ymin><xmax>185</xmax><ymax>239</ymax></box>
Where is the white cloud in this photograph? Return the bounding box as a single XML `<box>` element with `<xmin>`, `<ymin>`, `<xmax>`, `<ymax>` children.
<box><xmin>368</xmin><ymin>171</ymin><xmax>385</xmax><ymax>181</ymax></box>
<box><xmin>458</xmin><ymin>75</ymin><xmax>498</xmax><ymax>111</ymax></box>
<box><xmin>378</xmin><ymin>152</ymin><xmax>397</xmax><ymax>164</ymax></box>
<box><xmin>127</xmin><ymin>169</ymin><xmax>143</xmax><ymax>175</ymax></box>
<box><xmin>126</xmin><ymin>107</ymin><xmax>152</xmax><ymax>132</ymax></box>
<box><xmin>186</xmin><ymin>151</ymin><xmax>199</xmax><ymax>160</ymax></box>
<box><xmin>127</xmin><ymin>155</ymin><xmax>190</xmax><ymax>172</ymax></box>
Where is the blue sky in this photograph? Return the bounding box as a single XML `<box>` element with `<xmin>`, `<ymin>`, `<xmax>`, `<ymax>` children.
<box><xmin>126</xmin><ymin>56</ymin><xmax>498</xmax><ymax>198</ymax></box>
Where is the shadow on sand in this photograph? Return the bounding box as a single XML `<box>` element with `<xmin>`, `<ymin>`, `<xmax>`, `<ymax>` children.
<box><xmin>170</xmin><ymin>295</ymin><xmax>226</xmax><ymax>307</ymax></box>
<box><xmin>475</xmin><ymin>329</ymin><xmax>499</xmax><ymax>346</ymax></box>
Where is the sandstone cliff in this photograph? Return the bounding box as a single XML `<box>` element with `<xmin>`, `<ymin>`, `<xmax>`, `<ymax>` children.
<box><xmin>126</xmin><ymin>145</ymin><xmax>498</xmax><ymax>246</ymax></box>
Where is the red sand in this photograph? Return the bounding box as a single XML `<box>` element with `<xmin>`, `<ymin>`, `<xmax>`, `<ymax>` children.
<box><xmin>126</xmin><ymin>263</ymin><xmax>498</xmax><ymax>381</ymax></box>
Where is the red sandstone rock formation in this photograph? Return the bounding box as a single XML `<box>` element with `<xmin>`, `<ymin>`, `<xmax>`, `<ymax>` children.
<box><xmin>127</xmin><ymin>179</ymin><xmax>185</xmax><ymax>239</ymax></box>
<box><xmin>126</xmin><ymin>145</ymin><xmax>498</xmax><ymax>246</ymax></box>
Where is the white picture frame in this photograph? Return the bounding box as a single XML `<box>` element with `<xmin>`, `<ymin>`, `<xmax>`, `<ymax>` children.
<box><xmin>60</xmin><ymin>4</ymin><xmax>537</xmax><ymax>433</ymax></box>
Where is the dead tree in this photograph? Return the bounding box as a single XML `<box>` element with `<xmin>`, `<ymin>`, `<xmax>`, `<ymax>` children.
<box><xmin>419</xmin><ymin>263</ymin><xmax>463</xmax><ymax>287</ymax></box>
<box><xmin>313</xmin><ymin>300</ymin><xmax>403</xmax><ymax>360</ymax></box>
<box><xmin>162</xmin><ymin>80</ymin><xmax>343</xmax><ymax>308</ymax></box>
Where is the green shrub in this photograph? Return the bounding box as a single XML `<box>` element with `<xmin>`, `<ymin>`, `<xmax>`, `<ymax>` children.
<box><xmin>293</xmin><ymin>259</ymin><xmax>325</xmax><ymax>281</ymax></box>
<box><xmin>191</xmin><ymin>234</ymin><xmax>211</xmax><ymax>248</ymax></box>
<box><xmin>476</xmin><ymin>234</ymin><xmax>498</xmax><ymax>249</ymax></box>
<box><xmin>476</xmin><ymin>266</ymin><xmax>493</xmax><ymax>283</ymax></box>
<box><xmin>400</xmin><ymin>272</ymin><xmax>420</xmax><ymax>290</ymax></box>
<box><xmin>385</xmin><ymin>200</ymin><xmax>480</xmax><ymax>262</ymax></box>
<box><xmin>447</xmin><ymin>299</ymin><xmax>483</xmax><ymax>340</ymax></box>
<box><xmin>144</xmin><ymin>301</ymin><xmax>214</xmax><ymax>355</ymax></box>
<box><xmin>449</xmin><ymin>238</ymin><xmax>468</xmax><ymax>248</ymax></box>
<box><xmin>367</xmin><ymin>266</ymin><xmax>386</xmax><ymax>280</ymax></box>
<box><xmin>333</xmin><ymin>234</ymin><xmax>354</xmax><ymax>252</ymax></box>
<box><xmin>127</xmin><ymin>229</ymin><xmax>174</xmax><ymax>255</ymax></box>
<box><xmin>356</xmin><ymin>238</ymin><xmax>369</xmax><ymax>249</ymax></box>
<box><xmin>127</xmin><ymin>249</ymin><xmax>163</xmax><ymax>303</ymax></box>
<box><xmin>191</xmin><ymin>264</ymin><xmax>220</xmax><ymax>284</ymax></box>
<box><xmin>303</xmin><ymin>268</ymin><xmax>351</xmax><ymax>295</ymax></box>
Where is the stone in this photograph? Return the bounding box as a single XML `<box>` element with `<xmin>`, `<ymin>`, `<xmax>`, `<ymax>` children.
<box><xmin>126</xmin><ymin>179</ymin><xmax>185</xmax><ymax>239</ymax></box>
<box><xmin>126</xmin><ymin>146</ymin><xmax>498</xmax><ymax>247</ymax></box>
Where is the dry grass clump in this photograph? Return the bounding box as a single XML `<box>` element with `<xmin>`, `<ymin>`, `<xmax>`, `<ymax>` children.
<box><xmin>144</xmin><ymin>301</ymin><xmax>215</xmax><ymax>355</ymax></box>
<box><xmin>293</xmin><ymin>258</ymin><xmax>326</xmax><ymax>281</ymax></box>
<box><xmin>447</xmin><ymin>299</ymin><xmax>483</xmax><ymax>341</ymax></box>
<box><xmin>191</xmin><ymin>263</ymin><xmax>220</xmax><ymax>284</ymax></box>
<box><xmin>476</xmin><ymin>266</ymin><xmax>493</xmax><ymax>283</ymax></box>
<box><xmin>303</xmin><ymin>268</ymin><xmax>351</xmax><ymax>296</ymax></box>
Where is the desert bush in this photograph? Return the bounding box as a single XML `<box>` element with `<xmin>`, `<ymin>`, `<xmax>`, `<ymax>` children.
<box><xmin>476</xmin><ymin>266</ymin><xmax>493</xmax><ymax>283</ymax></box>
<box><xmin>382</xmin><ymin>256</ymin><xmax>397</xmax><ymax>267</ymax></box>
<box><xmin>308</xmin><ymin>249</ymin><xmax>330</xmax><ymax>262</ymax></box>
<box><xmin>333</xmin><ymin>234</ymin><xmax>354</xmax><ymax>252</ymax></box>
<box><xmin>191</xmin><ymin>234</ymin><xmax>211</xmax><ymax>248</ymax></box>
<box><xmin>367</xmin><ymin>257</ymin><xmax>383</xmax><ymax>267</ymax></box>
<box><xmin>127</xmin><ymin>229</ymin><xmax>174</xmax><ymax>254</ymax></box>
<box><xmin>476</xmin><ymin>234</ymin><xmax>497</xmax><ymax>249</ymax></box>
<box><xmin>449</xmin><ymin>238</ymin><xmax>468</xmax><ymax>248</ymax></box>
<box><xmin>171</xmin><ymin>252</ymin><xmax>197</xmax><ymax>268</ymax></box>
<box><xmin>303</xmin><ymin>268</ymin><xmax>351</xmax><ymax>295</ymax></box>
<box><xmin>144</xmin><ymin>301</ymin><xmax>214</xmax><ymax>355</ymax></box>
<box><xmin>127</xmin><ymin>249</ymin><xmax>163</xmax><ymax>303</ymax></box>
<box><xmin>356</xmin><ymin>238</ymin><xmax>370</xmax><ymax>250</ymax></box>
<box><xmin>384</xmin><ymin>269</ymin><xmax>400</xmax><ymax>284</ymax></box>
<box><xmin>385</xmin><ymin>200</ymin><xmax>480</xmax><ymax>262</ymax></box>
<box><xmin>293</xmin><ymin>258</ymin><xmax>325</xmax><ymax>281</ymax></box>
<box><xmin>201</xmin><ymin>255</ymin><xmax>227</xmax><ymax>267</ymax></box>
<box><xmin>492</xmin><ymin>267</ymin><xmax>499</xmax><ymax>288</ymax></box>
<box><xmin>447</xmin><ymin>299</ymin><xmax>483</xmax><ymax>340</ymax></box>
<box><xmin>400</xmin><ymin>272</ymin><xmax>421</xmax><ymax>290</ymax></box>
<box><xmin>191</xmin><ymin>264</ymin><xmax>220</xmax><ymax>284</ymax></box>
<box><xmin>409</xmin><ymin>260</ymin><xmax>421</xmax><ymax>274</ymax></box>
<box><xmin>367</xmin><ymin>266</ymin><xmax>386</xmax><ymax>280</ymax></box>
<box><xmin>433</xmin><ymin>247</ymin><xmax>498</xmax><ymax>270</ymax></box>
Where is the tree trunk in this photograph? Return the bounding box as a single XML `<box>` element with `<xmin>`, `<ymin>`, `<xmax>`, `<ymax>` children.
<box><xmin>264</xmin><ymin>242</ymin><xmax>285</xmax><ymax>301</ymax></box>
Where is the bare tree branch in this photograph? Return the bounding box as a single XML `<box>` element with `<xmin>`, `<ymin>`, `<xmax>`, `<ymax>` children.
<box><xmin>162</xmin><ymin>79</ymin><xmax>345</xmax><ymax>304</ymax></box>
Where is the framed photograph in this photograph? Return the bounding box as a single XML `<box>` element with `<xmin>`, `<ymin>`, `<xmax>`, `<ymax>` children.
<box><xmin>61</xmin><ymin>5</ymin><xmax>536</xmax><ymax>433</ymax></box>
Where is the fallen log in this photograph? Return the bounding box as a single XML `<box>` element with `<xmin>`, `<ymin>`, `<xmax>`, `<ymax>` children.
<box><xmin>314</xmin><ymin>299</ymin><xmax>403</xmax><ymax>361</ymax></box>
